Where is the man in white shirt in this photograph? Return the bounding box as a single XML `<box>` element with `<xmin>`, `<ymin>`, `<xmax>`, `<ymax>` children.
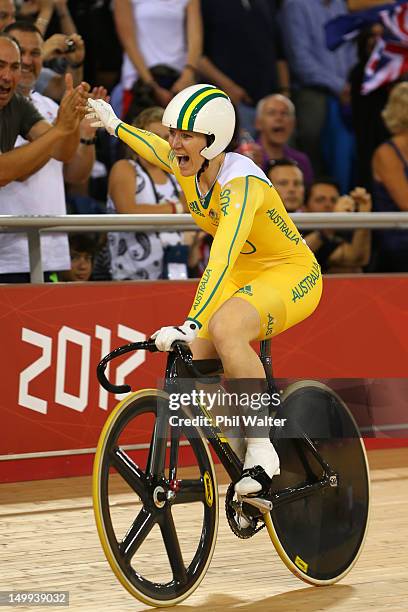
<box><xmin>0</xmin><ymin>21</ymin><xmax>97</xmax><ymax>282</ymax></box>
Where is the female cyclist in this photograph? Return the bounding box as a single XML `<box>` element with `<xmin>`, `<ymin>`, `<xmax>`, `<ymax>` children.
<box><xmin>87</xmin><ymin>84</ymin><xmax>323</xmax><ymax>496</ymax></box>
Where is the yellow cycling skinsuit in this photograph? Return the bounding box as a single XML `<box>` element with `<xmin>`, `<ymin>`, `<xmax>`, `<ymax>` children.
<box><xmin>115</xmin><ymin>123</ymin><xmax>322</xmax><ymax>340</ymax></box>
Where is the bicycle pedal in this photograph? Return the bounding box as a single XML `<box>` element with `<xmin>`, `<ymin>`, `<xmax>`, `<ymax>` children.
<box><xmin>239</xmin><ymin>496</ymin><xmax>273</xmax><ymax>512</ymax></box>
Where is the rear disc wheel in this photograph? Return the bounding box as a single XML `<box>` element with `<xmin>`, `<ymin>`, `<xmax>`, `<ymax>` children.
<box><xmin>266</xmin><ymin>381</ymin><xmax>370</xmax><ymax>585</ymax></box>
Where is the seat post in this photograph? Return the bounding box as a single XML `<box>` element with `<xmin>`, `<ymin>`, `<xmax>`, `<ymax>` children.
<box><xmin>259</xmin><ymin>339</ymin><xmax>272</xmax><ymax>376</ymax></box>
<box><xmin>259</xmin><ymin>339</ymin><xmax>278</xmax><ymax>396</ymax></box>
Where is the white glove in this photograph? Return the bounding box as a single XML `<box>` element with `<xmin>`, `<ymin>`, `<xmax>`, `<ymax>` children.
<box><xmin>151</xmin><ymin>320</ymin><xmax>199</xmax><ymax>352</ymax></box>
<box><xmin>86</xmin><ymin>98</ymin><xmax>121</xmax><ymax>136</ymax></box>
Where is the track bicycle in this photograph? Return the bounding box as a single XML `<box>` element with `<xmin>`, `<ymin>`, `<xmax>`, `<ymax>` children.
<box><xmin>93</xmin><ymin>339</ymin><xmax>370</xmax><ymax>608</ymax></box>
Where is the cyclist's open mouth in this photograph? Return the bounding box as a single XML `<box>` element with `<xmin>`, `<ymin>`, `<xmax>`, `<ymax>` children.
<box><xmin>177</xmin><ymin>155</ymin><xmax>190</xmax><ymax>169</ymax></box>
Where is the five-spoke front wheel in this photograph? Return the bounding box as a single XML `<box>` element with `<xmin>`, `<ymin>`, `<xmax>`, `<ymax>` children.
<box><xmin>93</xmin><ymin>389</ymin><xmax>219</xmax><ymax>607</ymax></box>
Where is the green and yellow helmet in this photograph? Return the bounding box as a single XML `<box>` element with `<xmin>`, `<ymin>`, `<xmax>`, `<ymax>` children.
<box><xmin>162</xmin><ymin>84</ymin><xmax>236</xmax><ymax>160</ymax></box>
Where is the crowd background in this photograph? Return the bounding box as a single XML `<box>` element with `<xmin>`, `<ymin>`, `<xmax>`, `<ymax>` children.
<box><xmin>1</xmin><ymin>0</ymin><xmax>408</xmax><ymax>282</ymax></box>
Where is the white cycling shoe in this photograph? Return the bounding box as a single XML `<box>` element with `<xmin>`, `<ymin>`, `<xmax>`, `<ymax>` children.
<box><xmin>234</xmin><ymin>439</ymin><xmax>280</xmax><ymax>496</ymax></box>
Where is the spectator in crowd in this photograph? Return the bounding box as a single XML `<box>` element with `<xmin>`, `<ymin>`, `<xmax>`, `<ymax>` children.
<box><xmin>280</xmin><ymin>0</ymin><xmax>356</xmax><ymax>175</ymax></box>
<box><xmin>0</xmin><ymin>0</ymin><xmax>15</xmax><ymax>30</ymax></box>
<box><xmin>39</xmin><ymin>30</ymin><xmax>85</xmax><ymax>101</ymax></box>
<box><xmin>5</xmin><ymin>20</ymin><xmax>97</xmax><ymax>178</ymax></box>
<box><xmin>267</xmin><ymin>158</ymin><xmax>305</xmax><ymax>212</ymax></box>
<box><xmin>107</xmin><ymin>106</ymin><xmax>186</xmax><ymax>280</ymax></box>
<box><xmin>113</xmin><ymin>0</ymin><xmax>202</xmax><ymax>117</ymax></box>
<box><xmin>0</xmin><ymin>0</ymin><xmax>85</xmax><ymax>102</ymax></box>
<box><xmin>372</xmin><ymin>82</ymin><xmax>408</xmax><ymax>272</ymax></box>
<box><xmin>304</xmin><ymin>179</ymin><xmax>372</xmax><ymax>273</ymax></box>
<box><xmin>349</xmin><ymin>23</ymin><xmax>389</xmax><ymax>190</ymax></box>
<box><xmin>255</xmin><ymin>94</ymin><xmax>313</xmax><ymax>185</ymax></box>
<box><xmin>0</xmin><ymin>33</ymin><xmax>85</xmax><ymax>188</ymax></box>
<box><xmin>0</xmin><ymin>23</ymin><xmax>97</xmax><ymax>283</ymax></box>
<box><xmin>1</xmin><ymin>0</ymin><xmax>86</xmax><ymax>102</ymax></box>
<box><xmin>199</xmin><ymin>0</ymin><xmax>289</xmax><ymax>135</ymax></box>
<box><xmin>60</xmin><ymin>234</ymin><xmax>96</xmax><ymax>282</ymax></box>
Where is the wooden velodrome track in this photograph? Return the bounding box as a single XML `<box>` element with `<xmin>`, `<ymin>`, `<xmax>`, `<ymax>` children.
<box><xmin>1</xmin><ymin>448</ymin><xmax>407</xmax><ymax>612</ymax></box>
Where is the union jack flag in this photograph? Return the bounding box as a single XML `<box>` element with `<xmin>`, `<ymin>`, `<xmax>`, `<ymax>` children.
<box><xmin>362</xmin><ymin>37</ymin><xmax>408</xmax><ymax>94</ymax></box>
<box><xmin>325</xmin><ymin>1</ymin><xmax>406</xmax><ymax>51</ymax></box>
<box><xmin>325</xmin><ymin>2</ymin><xmax>394</xmax><ymax>50</ymax></box>
<box><xmin>325</xmin><ymin>2</ymin><xmax>408</xmax><ymax>93</ymax></box>
<box><xmin>379</xmin><ymin>2</ymin><xmax>408</xmax><ymax>42</ymax></box>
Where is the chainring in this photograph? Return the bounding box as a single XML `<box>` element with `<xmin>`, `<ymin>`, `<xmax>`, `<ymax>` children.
<box><xmin>225</xmin><ymin>483</ymin><xmax>266</xmax><ymax>539</ymax></box>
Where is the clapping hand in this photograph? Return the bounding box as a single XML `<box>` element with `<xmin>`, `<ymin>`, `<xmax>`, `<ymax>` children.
<box><xmin>349</xmin><ymin>187</ymin><xmax>372</xmax><ymax>212</ymax></box>
<box><xmin>334</xmin><ymin>187</ymin><xmax>372</xmax><ymax>213</ymax></box>
<box><xmin>334</xmin><ymin>195</ymin><xmax>355</xmax><ymax>213</ymax></box>
<box><xmin>56</xmin><ymin>74</ymin><xmax>88</xmax><ymax>133</ymax></box>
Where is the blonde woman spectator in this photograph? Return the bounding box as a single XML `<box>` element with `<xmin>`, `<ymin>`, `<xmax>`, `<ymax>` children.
<box><xmin>113</xmin><ymin>0</ymin><xmax>202</xmax><ymax>116</ymax></box>
<box><xmin>107</xmin><ymin>106</ymin><xmax>186</xmax><ymax>280</ymax></box>
<box><xmin>372</xmin><ymin>82</ymin><xmax>408</xmax><ymax>272</ymax></box>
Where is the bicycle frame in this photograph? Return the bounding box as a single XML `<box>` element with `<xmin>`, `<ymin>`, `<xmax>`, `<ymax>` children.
<box><xmin>97</xmin><ymin>339</ymin><xmax>339</xmax><ymax>509</ymax></box>
<box><xmin>157</xmin><ymin>346</ymin><xmax>241</xmax><ymax>482</ymax></box>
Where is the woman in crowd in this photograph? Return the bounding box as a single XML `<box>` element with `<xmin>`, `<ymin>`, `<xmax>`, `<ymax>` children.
<box><xmin>113</xmin><ymin>0</ymin><xmax>202</xmax><ymax>116</ymax></box>
<box><xmin>372</xmin><ymin>82</ymin><xmax>408</xmax><ymax>272</ymax></box>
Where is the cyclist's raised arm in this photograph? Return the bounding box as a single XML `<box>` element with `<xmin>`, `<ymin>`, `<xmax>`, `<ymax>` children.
<box><xmin>86</xmin><ymin>98</ymin><xmax>173</xmax><ymax>173</ymax></box>
<box><xmin>115</xmin><ymin>123</ymin><xmax>172</xmax><ymax>173</ymax></box>
<box><xmin>187</xmin><ymin>176</ymin><xmax>262</xmax><ymax>329</ymax></box>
